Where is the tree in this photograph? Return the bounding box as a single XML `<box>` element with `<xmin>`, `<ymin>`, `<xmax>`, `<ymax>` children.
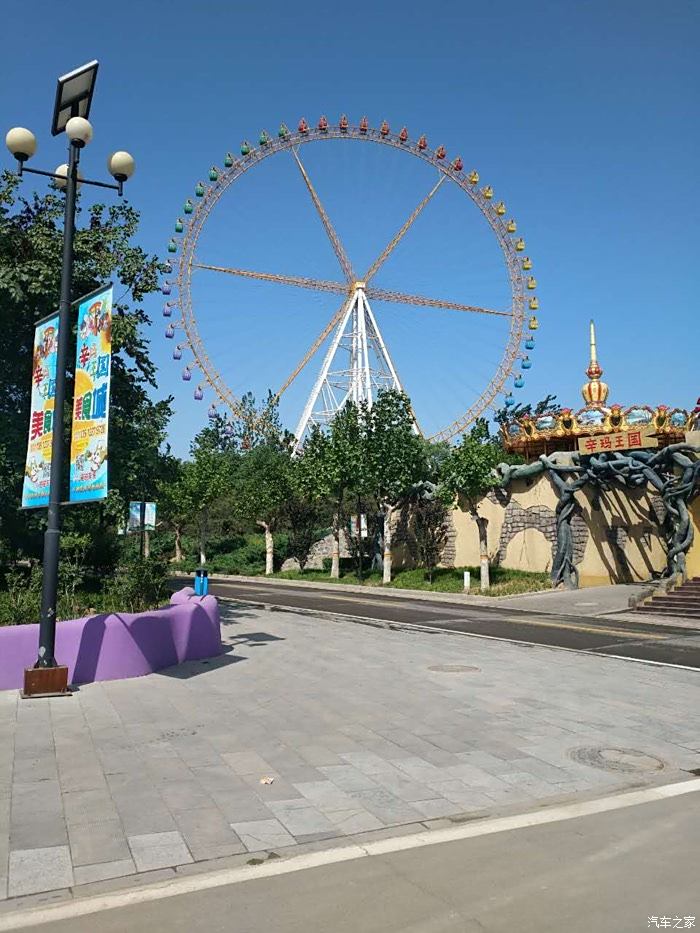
<box><xmin>156</xmin><ymin>458</ymin><xmax>194</xmax><ymax>563</ymax></box>
<box><xmin>493</xmin><ymin>393</ymin><xmax>562</xmax><ymax>428</ymax></box>
<box><xmin>187</xmin><ymin>429</ymin><xmax>234</xmax><ymax>566</ymax></box>
<box><xmin>234</xmin><ymin>444</ymin><xmax>292</xmax><ymax>574</ymax></box>
<box><xmin>300</xmin><ymin>403</ymin><xmax>367</xmax><ymax>578</ymax></box>
<box><xmin>365</xmin><ymin>390</ymin><xmax>427</xmax><ymax>583</ymax></box>
<box><xmin>411</xmin><ymin>483</ymin><xmax>450</xmax><ymax>584</ymax></box>
<box><xmin>0</xmin><ymin>170</ymin><xmax>173</xmax><ymax>569</ymax></box>
<box><xmin>442</xmin><ymin>420</ymin><xmax>506</xmax><ymax>591</ymax></box>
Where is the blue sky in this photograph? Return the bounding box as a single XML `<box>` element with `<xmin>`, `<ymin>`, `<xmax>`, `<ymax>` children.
<box><xmin>3</xmin><ymin>0</ymin><xmax>698</xmax><ymax>457</ymax></box>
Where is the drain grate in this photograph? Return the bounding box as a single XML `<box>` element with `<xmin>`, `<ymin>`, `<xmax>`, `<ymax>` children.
<box><xmin>569</xmin><ymin>746</ymin><xmax>665</xmax><ymax>774</ymax></box>
<box><xmin>428</xmin><ymin>664</ymin><xmax>481</xmax><ymax>673</ymax></box>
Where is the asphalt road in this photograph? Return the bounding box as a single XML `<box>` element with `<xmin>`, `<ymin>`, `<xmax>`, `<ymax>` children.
<box><xmin>201</xmin><ymin>579</ymin><xmax>700</xmax><ymax>670</ymax></box>
<box><xmin>20</xmin><ymin>785</ymin><xmax>700</xmax><ymax>933</ymax></box>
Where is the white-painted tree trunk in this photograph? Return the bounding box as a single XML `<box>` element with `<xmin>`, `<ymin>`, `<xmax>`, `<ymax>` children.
<box><xmin>475</xmin><ymin>513</ymin><xmax>490</xmax><ymax>591</ymax></box>
<box><xmin>331</xmin><ymin>516</ymin><xmax>341</xmax><ymax>579</ymax></box>
<box><xmin>143</xmin><ymin>529</ymin><xmax>150</xmax><ymax>559</ymax></box>
<box><xmin>258</xmin><ymin>521</ymin><xmax>274</xmax><ymax>576</ymax></box>
<box><xmin>174</xmin><ymin>525</ymin><xmax>183</xmax><ymax>563</ymax></box>
<box><xmin>199</xmin><ymin>509</ymin><xmax>207</xmax><ymax>566</ymax></box>
<box><xmin>382</xmin><ymin>503</ymin><xmax>394</xmax><ymax>584</ymax></box>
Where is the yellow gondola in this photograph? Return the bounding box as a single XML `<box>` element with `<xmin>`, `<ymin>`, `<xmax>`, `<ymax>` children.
<box><xmin>482</xmin><ymin>185</ymin><xmax>493</xmax><ymax>199</ymax></box>
<box><xmin>506</xmin><ymin>219</ymin><xmax>517</xmax><ymax>233</ymax></box>
<box><xmin>515</xmin><ymin>238</ymin><xmax>525</xmax><ymax>251</ymax></box>
<box><xmin>468</xmin><ymin>170</ymin><xmax>479</xmax><ymax>184</ymax></box>
<box><xmin>529</xmin><ymin>297</ymin><xmax>539</xmax><ymax>310</ymax></box>
<box><xmin>527</xmin><ymin>276</ymin><xmax>537</xmax><ymax>290</ymax></box>
<box><xmin>529</xmin><ymin>316</ymin><xmax>539</xmax><ymax>330</ymax></box>
<box><xmin>522</xmin><ymin>257</ymin><xmax>532</xmax><ymax>270</ymax></box>
<box><xmin>495</xmin><ymin>201</ymin><xmax>506</xmax><ymax>215</ymax></box>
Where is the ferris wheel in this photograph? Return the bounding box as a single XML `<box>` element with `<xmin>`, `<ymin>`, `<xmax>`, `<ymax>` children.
<box><xmin>162</xmin><ymin>115</ymin><xmax>540</xmax><ymax>449</ymax></box>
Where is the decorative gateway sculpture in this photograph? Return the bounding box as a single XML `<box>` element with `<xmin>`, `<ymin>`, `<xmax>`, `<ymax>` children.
<box><xmin>498</xmin><ymin>322</ymin><xmax>699</xmax><ymax>589</ymax></box>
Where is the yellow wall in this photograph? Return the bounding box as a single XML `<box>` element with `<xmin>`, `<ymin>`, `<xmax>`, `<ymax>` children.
<box><xmin>688</xmin><ymin>499</ymin><xmax>700</xmax><ymax>579</ymax></box>
<box><xmin>405</xmin><ymin>473</ymin><xmax>668</xmax><ymax>587</ymax></box>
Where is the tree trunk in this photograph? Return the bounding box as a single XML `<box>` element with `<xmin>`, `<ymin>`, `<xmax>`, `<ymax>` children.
<box><xmin>258</xmin><ymin>521</ymin><xmax>274</xmax><ymax>576</ymax></box>
<box><xmin>174</xmin><ymin>525</ymin><xmax>183</xmax><ymax>563</ymax></box>
<box><xmin>143</xmin><ymin>529</ymin><xmax>150</xmax><ymax>559</ymax></box>
<box><xmin>475</xmin><ymin>512</ymin><xmax>490</xmax><ymax>591</ymax></box>
<box><xmin>331</xmin><ymin>514</ymin><xmax>341</xmax><ymax>579</ymax></box>
<box><xmin>199</xmin><ymin>509</ymin><xmax>207</xmax><ymax>566</ymax></box>
<box><xmin>382</xmin><ymin>504</ymin><xmax>394</xmax><ymax>585</ymax></box>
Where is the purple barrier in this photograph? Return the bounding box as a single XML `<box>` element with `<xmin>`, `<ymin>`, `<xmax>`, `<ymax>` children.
<box><xmin>0</xmin><ymin>589</ymin><xmax>222</xmax><ymax>691</ymax></box>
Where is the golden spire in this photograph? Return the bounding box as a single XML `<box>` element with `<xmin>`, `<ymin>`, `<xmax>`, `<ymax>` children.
<box><xmin>581</xmin><ymin>319</ymin><xmax>609</xmax><ymax>405</ymax></box>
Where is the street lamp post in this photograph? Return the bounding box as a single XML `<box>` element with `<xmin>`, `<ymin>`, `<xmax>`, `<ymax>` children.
<box><xmin>6</xmin><ymin>62</ymin><xmax>135</xmax><ymax>696</ymax></box>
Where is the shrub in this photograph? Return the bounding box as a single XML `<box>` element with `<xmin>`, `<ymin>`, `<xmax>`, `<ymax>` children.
<box><xmin>103</xmin><ymin>557</ymin><xmax>169</xmax><ymax>614</ymax></box>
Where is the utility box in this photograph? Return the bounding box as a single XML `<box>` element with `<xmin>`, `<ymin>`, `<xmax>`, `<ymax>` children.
<box><xmin>194</xmin><ymin>567</ymin><xmax>209</xmax><ymax>596</ymax></box>
<box><xmin>463</xmin><ymin>571</ymin><xmax>471</xmax><ymax>592</ymax></box>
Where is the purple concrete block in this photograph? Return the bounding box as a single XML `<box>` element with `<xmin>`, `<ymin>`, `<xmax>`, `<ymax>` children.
<box><xmin>0</xmin><ymin>590</ymin><xmax>222</xmax><ymax>691</ymax></box>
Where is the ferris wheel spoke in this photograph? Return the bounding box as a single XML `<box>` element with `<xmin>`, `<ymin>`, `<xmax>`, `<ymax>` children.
<box><xmin>365</xmin><ymin>286</ymin><xmax>511</xmax><ymax>318</ymax></box>
<box><xmin>193</xmin><ymin>262</ymin><xmax>347</xmax><ymax>296</ymax></box>
<box><xmin>364</xmin><ymin>175</ymin><xmax>447</xmax><ymax>284</ymax></box>
<box><xmin>273</xmin><ymin>298</ymin><xmax>351</xmax><ymax>401</ymax></box>
<box><xmin>291</xmin><ymin>147</ymin><xmax>355</xmax><ymax>283</ymax></box>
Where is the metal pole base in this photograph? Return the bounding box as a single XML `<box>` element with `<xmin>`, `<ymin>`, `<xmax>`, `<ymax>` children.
<box><xmin>21</xmin><ymin>666</ymin><xmax>72</xmax><ymax>699</ymax></box>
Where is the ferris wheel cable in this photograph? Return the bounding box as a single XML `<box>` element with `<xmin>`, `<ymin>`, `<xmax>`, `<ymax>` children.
<box><xmin>363</xmin><ymin>174</ymin><xmax>447</xmax><ymax>284</ymax></box>
<box><xmin>272</xmin><ymin>298</ymin><xmax>351</xmax><ymax>401</ymax></box>
<box><xmin>291</xmin><ymin>146</ymin><xmax>355</xmax><ymax>284</ymax></box>
<box><xmin>365</xmin><ymin>286</ymin><xmax>510</xmax><ymax>318</ymax></box>
<box><xmin>192</xmin><ymin>262</ymin><xmax>348</xmax><ymax>296</ymax></box>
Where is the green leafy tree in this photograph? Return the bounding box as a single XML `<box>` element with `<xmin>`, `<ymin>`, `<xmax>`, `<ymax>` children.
<box><xmin>187</xmin><ymin>428</ymin><xmax>234</xmax><ymax>566</ymax></box>
<box><xmin>156</xmin><ymin>457</ymin><xmax>195</xmax><ymax>563</ymax></box>
<box><xmin>0</xmin><ymin>170</ymin><xmax>172</xmax><ymax>569</ymax></box>
<box><xmin>365</xmin><ymin>390</ymin><xmax>427</xmax><ymax>583</ymax></box>
<box><xmin>234</xmin><ymin>445</ymin><xmax>292</xmax><ymax>575</ymax></box>
<box><xmin>412</xmin><ymin>488</ymin><xmax>450</xmax><ymax>584</ymax></box>
<box><xmin>442</xmin><ymin>420</ymin><xmax>507</xmax><ymax>591</ymax></box>
<box><xmin>300</xmin><ymin>403</ymin><xmax>367</xmax><ymax>578</ymax></box>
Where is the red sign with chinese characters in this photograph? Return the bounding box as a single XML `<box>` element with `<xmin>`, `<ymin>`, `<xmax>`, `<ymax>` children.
<box><xmin>578</xmin><ymin>428</ymin><xmax>658</xmax><ymax>455</ymax></box>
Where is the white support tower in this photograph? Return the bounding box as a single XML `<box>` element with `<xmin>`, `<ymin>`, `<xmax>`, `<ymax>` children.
<box><xmin>293</xmin><ymin>283</ymin><xmax>411</xmax><ymax>453</ymax></box>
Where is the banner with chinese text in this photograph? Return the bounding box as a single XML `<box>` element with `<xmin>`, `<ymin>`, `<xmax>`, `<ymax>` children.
<box><xmin>21</xmin><ymin>314</ymin><xmax>59</xmax><ymax>508</ymax></box>
<box><xmin>69</xmin><ymin>285</ymin><xmax>113</xmax><ymax>502</ymax></box>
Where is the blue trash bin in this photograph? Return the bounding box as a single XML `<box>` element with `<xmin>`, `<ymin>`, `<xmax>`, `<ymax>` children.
<box><xmin>194</xmin><ymin>568</ymin><xmax>209</xmax><ymax>596</ymax></box>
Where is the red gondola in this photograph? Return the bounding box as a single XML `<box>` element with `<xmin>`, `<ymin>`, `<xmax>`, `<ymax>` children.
<box><xmin>399</xmin><ymin>126</ymin><xmax>408</xmax><ymax>143</ymax></box>
<box><xmin>318</xmin><ymin>115</ymin><xmax>328</xmax><ymax>132</ymax></box>
<box><xmin>452</xmin><ymin>156</ymin><xmax>463</xmax><ymax>172</ymax></box>
<box><xmin>359</xmin><ymin>116</ymin><xmax>368</xmax><ymax>133</ymax></box>
<box><xmin>339</xmin><ymin>114</ymin><xmax>349</xmax><ymax>132</ymax></box>
<box><xmin>435</xmin><ymin>145</ymin><xmax>446</xmax><ymax>160</ymax></box>
<box><xmin>417</xmin><ymin>134</ymin><xmax>427</xmax><ymax>149</ymax></box>
<box><xmin>298</xmin><ymin>117</ymin><xmax>309</xmax><ymax>134</ymax></box>
<box><xmin>380</xmin><ymin>120</ymin><xmax>390</xmax><ymax>136</ymax></box>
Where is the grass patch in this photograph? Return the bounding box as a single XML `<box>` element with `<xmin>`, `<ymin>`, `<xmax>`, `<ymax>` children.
<box><xmin>269</xmin><ymin>565</ymin><xmax>551</xmax><ymax>596</ymax></box>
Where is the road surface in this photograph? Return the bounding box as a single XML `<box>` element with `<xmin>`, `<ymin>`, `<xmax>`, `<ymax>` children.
<box><xmin>201</xmin><ymin>578</ymin><xmax>700</xmax><ymax>669</ymax></box>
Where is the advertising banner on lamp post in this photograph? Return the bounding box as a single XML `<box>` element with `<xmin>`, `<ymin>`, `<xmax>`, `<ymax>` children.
<box><xmin>69</xmin><ymin>284</ymin><xmax>113</xmax><ymax>502</ymax></box>
<box><xmin>21</xmin><ymin>313</ymin><xmax>59</xmax><ymax>509</ymax></box>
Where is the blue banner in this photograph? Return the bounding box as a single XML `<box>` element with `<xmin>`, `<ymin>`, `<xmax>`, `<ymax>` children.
<box><xmin>22</xmin><ymin>314</ymin><xmax>59</xmax><ymax>508</ymax></box>
<box><xmin>69</xmin><ymin>285</ymin><xmax>112</xmax><ymax>502</ymax></box>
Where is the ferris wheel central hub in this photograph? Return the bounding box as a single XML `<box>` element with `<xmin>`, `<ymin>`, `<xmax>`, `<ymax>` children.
<box><xmin>351</xmin><ymin>281</ymin><xmax>366</xmax><ymax>291</ymax></box>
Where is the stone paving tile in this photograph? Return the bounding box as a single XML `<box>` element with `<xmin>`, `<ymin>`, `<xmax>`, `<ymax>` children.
<box><xmin>221</xmin><ymin>751</ymin><xmax>274</xmax><ymax>776</ymax></box>
<box><xmin>128</xmin><ymin>831</ymin><xmax>193</xmax><ymax>872</ymax></box>
<box><xmin>67</xmin><ymin>819</ymin><xmax>131</xmax><ymax>867</ymax></box>
<box><xmin>318</xmin><ymin>764</ymin><xmax>380</xmax><ymax>792</ymax></box>
<box><xmin>173</xmin><ymin>809</ymin><xmax>245</xmax><ymax>862</ymax></box>
<box><xmin>293</xmin><ymin>780</ymin><xmax>356</xmax><ymax>811</ymax></box>
<box><xmin>73</xmin><ymin>858</ymin><xmax>137</xmax><ymax>886</ymax></box>
<box><xmin>347</xmin><ymin>787</ymin><xmax>426</xmax><ymax>825</ymax></box>
<box><xmin>411</xmin><ymin>797</ymin><xmax>467</xmax><ymax>820</ymax></box>
<box><xmin>8</xmin><ymin>846</ymin><xmax>73</xmax><ymax>898</ymax></box>
<box><xmin>159</xmin><ymin>779</ymin><xmax>215</xmax><ymax>812</ymax></box>
<box><xmin>231</xmin><ymin>818</ymin><xmax>295</xmax><ymax>851</ymax></box>
<box><xmin>323</xmin><ymin>807</ymin><xmax>384</xmax><ymax>834</ymax></box>
<box><xmin>10</xmin><ymin>817</ymin><xmax>68</xmax><ymax>851</ymax></box>
<box><xmin>269</xmin><ymin>800</ymin><xmax>337</xmax><ymax>837</ymax></box>
<box><xmin>62</xmin><ymin>788</ymin><xmax>119</xmax><ymax>826</ymax></box>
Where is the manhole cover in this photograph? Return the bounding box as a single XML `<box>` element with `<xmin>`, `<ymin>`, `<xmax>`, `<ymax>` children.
<box><xmin>570</xmin><ymin>746</ymin><xmax>665</xmax><ymax>773</ymax></box>
<box><xmin>427</xmin><ymin>664</ymin><xmax>481</xmax><ymax>673</ymax></box>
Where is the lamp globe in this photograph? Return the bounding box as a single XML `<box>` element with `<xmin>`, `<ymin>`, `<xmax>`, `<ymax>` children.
<box><xmin>6</xmin><ymin>127</ymin><xmax>37</xmax><ymax>162</ymax></box>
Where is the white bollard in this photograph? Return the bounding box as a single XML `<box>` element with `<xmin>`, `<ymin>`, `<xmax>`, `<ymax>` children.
<box><xmin>463</xmin><ymin>571</ymin><xmax>471</xmax><ymax>592</ymax></box>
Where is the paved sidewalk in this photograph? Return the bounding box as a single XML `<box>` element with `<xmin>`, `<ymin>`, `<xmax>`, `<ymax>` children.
<box><xmin>1</xmin><ymin>601</ymin><xmax>699</xmax><ymax>905</ymax></box>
